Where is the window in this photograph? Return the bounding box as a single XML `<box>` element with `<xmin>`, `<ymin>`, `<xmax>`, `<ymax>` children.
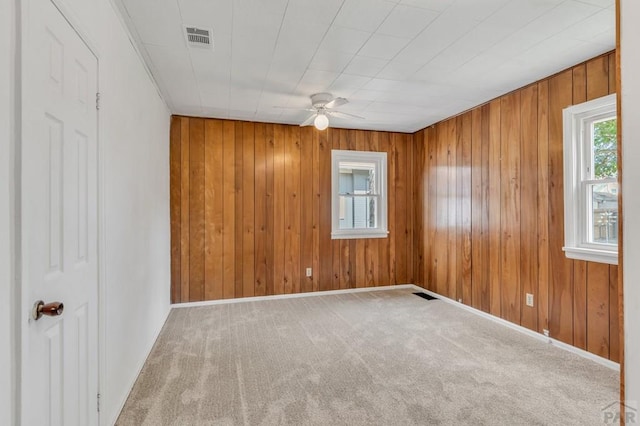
<box><xmin>563</xmin><ymin>94</ymin><xmax>618</xmax><ymax>264</ymax></box>
<box><xmin>331</xmin><ymin>150</ymin><xmax>387</xmax><ymax>239</ymax></box>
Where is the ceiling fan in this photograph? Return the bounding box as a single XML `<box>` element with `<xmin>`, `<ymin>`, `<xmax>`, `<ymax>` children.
<box><xmin>281</xmin><ymin>93</ymin><xmax>364</xmax><ymax>130</ymax></box>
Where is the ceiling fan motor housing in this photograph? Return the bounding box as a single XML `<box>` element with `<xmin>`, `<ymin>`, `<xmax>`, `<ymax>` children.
<box><xmin>311</xmin><ymin>92</ymin><xmax>334</xmax><ymax>109</ymax></box>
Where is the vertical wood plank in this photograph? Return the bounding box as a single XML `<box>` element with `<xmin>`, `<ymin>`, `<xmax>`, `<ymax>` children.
<box><xmin>570</xmin><ymin>64</ymin><xmax>586</xmax><ymax>343</ymax></box>
<box><xmin>488</xmin><ymin>100</ymin><xmax>502</xmax><ymax>317</ymax></box>
<box><xmin>609</xmin><ymin>265</ymin><xmax>620</xmax><ymax>362</ymax></box>
<box><xmin>455</xmin><ymin>118</ymin><xmax>465</xmax><ymax>303</ymax></box>
<box><xmin>388</xmin><ymin>132</ymin><xmax>398</xmax><ymax>284</ymax></box>
<box><xmin>242</xmin><ymin>122</ymin><xmax>255</xmax><ymax>297</ymax></box>
<box><xmin>537</xmin><ymin>80</ymin><xmax>550</xmax><ymax>334</ymax></box>
<box><xmin>548</xmin><ymin>69</ymin><xmax>574</xmax><ymax>343</ymax></box>
<box><xmin>222</xmin><ymin>120</ymin><xmax>236</xmax><ymax>299</ymax></box>
<box><xmin>435</xmin><ymin>122</ymin><xmax>449</xmax><ymax>296</ymax></box>
<box><xmin>520</xmin><ymin>85</ymin><xmax>538</xmax><ymax>331</ymax></box>
<box><xmin>480</xmin><ymin>105</ymin><xmax>491</xmax><ymax>312</ymax></box>
<box><xmin>455</xmin><ymin>117</ymin><xmax>464</xmax><ymax>302</ymax></box>
<box><xmin>234</xmin><ymin>122</ymin><xmax>244</xmax><ymax>298</ymax></box>
<box><xmin>471</xmin><ymin>110</ymin><xmax>483</xmax><ymax>310</ymax></box>
<box><xmin>204</xmin><ymin>120</ymin><xmax>224</xmax><ymax>301</ymax></box>
<box><xmin>413</xmin><ymin>131</ymin><xmax>425</xmax><ymax>287</ymax></box>
<box><xmin>415</xmin><ymin>130</ymin><xmax>426</xmax><ymax>288</ymax></box>
<box><xmin>395</xmin><ymin>133</ymin><xmax>409</xmax><ymax>284</ymax></box>
<box><xmin>180</xmin><ymin>118</ymin><xmax>190</xmax><ymax>302</ymax></box>
<box><xmin>265</xmin><ymin>124</ymin><xmax>275</xmax><ymax>295</ymax></box>
<box><xmin>406</xmin><ymin>133</ymin><xmax>415</xmax><ymax>285</ymax></box>
<box><xmin>500</xmin><ymin>92</ymin><xmax>522</xmax><ymax>324</ymax></box>
<box><xmin>300</xmin><ymin>127</ymin><xmax>314</xmax><ymax>293</ymax></box>
<box><xmin>427</xmin><ymin>127</ymin><xmax>438</xmax><ymax>292</ymax></box>
<box><xmin>460</xmin><ymin>113</ymin><xmax>472</xmax><ymax>305</ymax></box>
<box><xmin>285</xmin><ymin>126</ymin><xmax>301</xmax><ymax>294</ymax></box>
<box><xmin>318</xmin><ymin>128</ymin><xmax>332</xmax><ymax>292</ymax></box>
<box><xmin>189</xmin><ymin>118</ymin><xmax>205</xmax><ymax>302</ymax></box>
<box><xmin>573</xmin><ymin>260</ymin><xmax>588</xmax><ymax>350</ymax></box>
<box><xmin>170</xmin><ymin>117</ymin><xmax>182</xmax><ymax>303</ymax></box>
<box><xmin>447</xmin><ymin>119</ymin><xmax>458</xmax><ymax>299</ymax></box>
<box><xmin>254</xmin><ymin>123</ymin><xmax>267</xmax><ymax>297</ymax></box>
<box><xmin>586</xmin><ymin>55</ymin><xmax>609</xmax><ymax>101</ymax></box>
<box><xmin>573</xmin><ymin>64</ymin><xmax>587</xmax><ymax>105</ymax></box>
<box><xmin>608</xmin><ymin>53</ymin><xmax>616</xmax><ymax>95</ymax></box>
<box><xmin>273</xmin><ymin>124</ymin><xmax>286</xmax><ymax>294</ymax></box>
<box><xmin>587</xmin><ymin>262</ymin><xmax>610</xmax><ymax>358</ymax></box>
<box><xmin>312</xmin><ymin>128</ymin><xmax>321</xmax><ymax>292</ymax></box>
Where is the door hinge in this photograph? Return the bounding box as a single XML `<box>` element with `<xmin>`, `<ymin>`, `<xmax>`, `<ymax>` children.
<box><xmin>97</xmin><ymin>392</ymin><xmax>101</xmax><ymax>412</ymax></box>
<box><xmin>96</xmin><ymin>92</ymin><xmax>101</xmax><ymax>110</ymax></box>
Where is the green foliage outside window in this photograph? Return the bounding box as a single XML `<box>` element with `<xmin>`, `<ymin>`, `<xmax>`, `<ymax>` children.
<box><xmin>593</xmin><ymin>118</ymin><xmax>617</xmax><ymax>179</ymax></box>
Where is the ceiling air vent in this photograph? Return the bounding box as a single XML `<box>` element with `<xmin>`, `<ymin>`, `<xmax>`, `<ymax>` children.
<box><xmin>185</xmin><ymin>26</ymin><xmax>213</xmax><ymax>49</ymax></box>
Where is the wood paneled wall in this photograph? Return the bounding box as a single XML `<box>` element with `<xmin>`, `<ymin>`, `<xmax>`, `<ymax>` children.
<box><xmin>413</xmin><ymin>52</ymin><xmax>620</xmax><ymax>361</ymax></box>
<box><xmin>170</xmin><ymin>118</ymin><xmax>414</xmax><ymax>303</ymax></box>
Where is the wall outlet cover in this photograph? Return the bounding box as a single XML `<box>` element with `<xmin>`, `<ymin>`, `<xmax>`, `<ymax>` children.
<box><xmin>526</xmin><ymin>293</ymin><xmax>534</xmax><ymax>307</ymax></box>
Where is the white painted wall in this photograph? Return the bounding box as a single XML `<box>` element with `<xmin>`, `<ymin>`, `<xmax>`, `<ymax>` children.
<box><xmin>0</xmin><ymin>0</ymin><xmax>16</xmax><ymax>423</ymax></box>
<box><xmin>97</xmin><ymin>4</ymin><xmax>171</xmax><ymax>423</ymax></box>
<box><xmin>621</xmin><ymin>0</ymin><xmax>640</xmax><ymax>410</ymax></box>
<box><xmin>12</xmin><ymin>0</ymin><xmax>171</xmax><ymax>424</ymax></box>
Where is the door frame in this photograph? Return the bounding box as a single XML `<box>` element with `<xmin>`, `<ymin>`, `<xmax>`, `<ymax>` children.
<box><xmin>17</xmin><ymin>0</ymin><xmax>104</xmax><ymax>423</ymax></box>
<box><xmin>4</xmin><ymin>0</ymin><xmax>18</xmax><ymax>425</ymax></box>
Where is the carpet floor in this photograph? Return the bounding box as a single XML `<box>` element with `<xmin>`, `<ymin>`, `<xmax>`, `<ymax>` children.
<box><xmin>116</xmin><ymin>288</ymin><xmax>619</xmax><ymax>425</ymax></box>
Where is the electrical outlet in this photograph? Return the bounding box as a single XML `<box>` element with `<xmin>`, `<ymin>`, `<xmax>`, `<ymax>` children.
<box><xmin>305</xmin><ymin>267</ymin><xmax>312</xmax><ymax>277</ymax></box>
<box><xmin>543</xmin><ymin>329</ymin><xmax>550</xmax><ymax>337</ymax></box>
<box><xmin>526</xmin><ymin>293</ymin><xmax>534</xmax><ymax>307</ymax></box>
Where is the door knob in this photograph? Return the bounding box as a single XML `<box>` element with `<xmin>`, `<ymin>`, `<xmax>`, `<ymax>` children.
<box><xmin>32</xmin><ymin>300</ymin><xmax>64</xmax><ymax>320</ymax></box>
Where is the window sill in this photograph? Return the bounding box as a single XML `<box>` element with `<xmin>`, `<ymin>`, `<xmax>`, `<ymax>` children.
<box><xmin>563</xmin><ymin>246</ymin><xmax>618</xmax><ymax>265</ymax></box>
<box><xmin>331</xmin><ymin>230</ymin><xmax>389</xmax><ymax>240</ymax></box>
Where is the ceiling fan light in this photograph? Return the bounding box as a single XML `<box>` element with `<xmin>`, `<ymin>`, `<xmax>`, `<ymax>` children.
<box><xmin>314</xmin><ymin>113</ymin><xmax>329</xmax><ymax>130</ymax></box>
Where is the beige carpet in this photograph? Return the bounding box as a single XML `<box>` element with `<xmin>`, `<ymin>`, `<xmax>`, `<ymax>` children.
<box><xmin>116</xmin><ymin>288</ymin><xmax>619</xmax><ymax>425</ymax></box>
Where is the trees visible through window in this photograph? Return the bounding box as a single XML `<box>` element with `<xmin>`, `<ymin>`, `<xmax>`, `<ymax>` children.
<box><xmin>588</xmin><ymin>117</ymin><xmax>618</xmax><ymax>245</ymax></box>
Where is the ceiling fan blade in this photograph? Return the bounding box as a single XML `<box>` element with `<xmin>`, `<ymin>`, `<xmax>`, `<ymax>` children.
<box><xmin>299</xmin><ymin>112</ymin><xmax>317</xmax><ymax>127</ymax></box>
<box><xmin>273</xmin><ymin>106</ymin><xmax>316</xmax><ymax>112</ymax></box>
<box><xmin>327</xmin><ymin>110</ymin><xmax>364</xmax><ymax>120</ymax></box>
<box><xmin>325</xmin><ymin>97</ymin><xmax>348</xmax><ymax>109</ymax></box>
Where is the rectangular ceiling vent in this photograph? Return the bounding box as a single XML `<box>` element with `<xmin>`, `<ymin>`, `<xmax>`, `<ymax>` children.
<box><xmin>185</xmin><ymin>26</ymin><xmax>213</xmax><ymax>49</ymax></box>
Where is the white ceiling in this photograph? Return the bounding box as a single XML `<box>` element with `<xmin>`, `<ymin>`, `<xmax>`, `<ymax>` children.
<box><xmin>114</xmin><ymin>0</ymin><xmax>615</xmax><ymax>133</ymax></box>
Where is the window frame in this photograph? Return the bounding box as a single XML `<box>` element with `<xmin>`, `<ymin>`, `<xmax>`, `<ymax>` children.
<box><xmin>331</xmin><ymin>149</ymin><xmax>388</xmax><ymax>240</ymax></box>
<box><xmin>562</xmin><ymin>93</ymin><xmax>618</xmax><ymax>265</ymax></box>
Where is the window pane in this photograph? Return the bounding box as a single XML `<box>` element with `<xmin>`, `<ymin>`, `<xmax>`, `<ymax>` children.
<box><xmin>588</xmin><ymin>182</ymin><xmax>618</xmax><ymax>245</ymax></box>
<box><xmin>338</xmin><ymin>161</ymin><xmax>376</xmax><ymax>194</ymax></box>
<box><xmin>338</xmin><ymin>196</ymin><xmax>377</xmax><ymax>229</ymax></box>
<box><xmin>592</xmin><ymin>118</ymin><xmax>617</xmax><ymax>179</ymax></box>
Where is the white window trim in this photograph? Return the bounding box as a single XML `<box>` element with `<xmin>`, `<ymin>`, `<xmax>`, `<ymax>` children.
<box><xmin>562</xmin><ymin>93</ymin><xmax>618</xmax><ymax>265</ymax></box>
<box><xmin>331</xmin><ymin>149</ymin><xmax>388</xmax><ymax>240</ymax></box>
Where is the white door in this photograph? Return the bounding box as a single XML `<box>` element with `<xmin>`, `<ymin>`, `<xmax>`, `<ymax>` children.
<box><xmin>21</xmin><ymin>0</ymin><xmax>99</xmax><ymax>424</ymax></box>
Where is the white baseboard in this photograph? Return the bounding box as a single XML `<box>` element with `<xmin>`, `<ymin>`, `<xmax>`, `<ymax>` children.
<box><xmin>171</xmin><ymin>284</ymin><xmax>417</xmax><ymax>309</ymax></box>
<box><xmin>107</xmin><ymin>305</ymin><xmax>172</xmax><ymax>426</ymax></box>
<box><xmin>410</xmin><ymin>285</ymin><xmax>620</xmax><ymax>372</ymax></box>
